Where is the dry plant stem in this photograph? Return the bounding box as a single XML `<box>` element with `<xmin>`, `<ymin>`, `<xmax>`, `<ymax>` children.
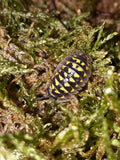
<box><xmin>105</xmin><ymin>95</ymin><xmax>119</xmax><ymax>118</ymax></box>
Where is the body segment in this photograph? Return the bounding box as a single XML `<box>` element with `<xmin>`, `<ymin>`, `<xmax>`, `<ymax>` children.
<box><xmin>47</xmin><ymin>50</ymin><xmax>92</xmax><ymax>102</ymax></box>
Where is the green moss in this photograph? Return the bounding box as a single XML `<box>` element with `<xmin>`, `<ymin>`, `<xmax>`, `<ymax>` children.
<box><xmin>0</xmin><ymin>0</ymin><xmax>119</xmax><ymax>160</ymax></box>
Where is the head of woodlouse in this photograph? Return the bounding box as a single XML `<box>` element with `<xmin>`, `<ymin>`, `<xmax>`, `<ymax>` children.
<box><xmin>47</xmin><ymin>50</ymin><xmax>92</xmax><ymax>102</ymax></box>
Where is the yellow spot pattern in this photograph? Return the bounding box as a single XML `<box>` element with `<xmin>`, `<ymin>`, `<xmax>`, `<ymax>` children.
<box><xmin>72</xmin><ymin>57</ymin><xmax>80</xmax><ymax>63</ymax></box>
<box><xmin>51</xmin><ymin>84</ymin><xmax>55</xmax><ymax>90</ymax></box>
<box><xmin>76</xmin><ymin>59</ymin><xmax>80</xmax><ymax>63</ymax></box>
<box><xmin>62</xmin><ymin>65</ymin><xmax>66</xmax><ymax>69</ymax></box>
<box><xmin>60</xmin><ymin>87</ymin><xmax>68</xmax><ymax>93</ymax></box>
<box><xmin>74</xmin><ymin>73</ymin><xmax>79</xmax><ymax>78</ymax></box>
<box><xmin>77</xmin><ymin>66</ymin><xmax>83</xmax><ymax>72</ymax></box>
<box><xmin>64</xmin><ymin>82</ymin><xmax>70</xmax><ymax>87</ymax></box>
<box><xmin>66</xmin><ymin>61</ymin><xmax>70</xmax><ymax>65</ymax></box>
<box><xmin>55</xmin><ymin>72</ymin><xmax>58</xmax><ymax>76</ymax></box>
<box><xmin>68</xmin><ymin>68</ymin><xmax>72</xmax><ymax>73</ymax></box>
<box><xmin>75</xmin><ymin>84</ymin><xmax>78</xmax><ymax>87</ymax></box>
<box><xmin>60</xmin><ymin>96</ymin><xmax>65</xmax><ymax>99</ymax></box>
<box><xmin>80</xmin><ymin>79</ymin><xmax>83</xmax><ymax>82</ymax></box>
<box><xmin>72</xmin><ymin>63</ymin><xmax>77</xmax><ymax>68</ymax></box>
<box><xmin>59</xmin><ymin>75</ymin><xmax>63</xmax><ymax>81</ymax></box>
<box><xmin>64</xmin><ymin>72</ymin><xmax>68</xmax><ymax>77</ymax></box>
<box><xmin>55</xmin><ymin>79</ymin><xmax>59</xmax><ymax>86</ymax></box>
<box><xmin>72</xmin><ymin>57</ymin><xmax>76</xmax><ymax>60</ymax></box>
<box><xmin>84</xmin><ymin>73</ymin><xmax>86</xmax><ymax>77</ymax></box>
<box><xmin>69</xmin><ymin>77</ymin><xmax>75</xmax><ymax>83</ymax></box>
<box><xmin>55</xmin><ymin>90</ymin><xmax>60</xmax><ymax>94</ymax></box>
<box><xmin>59</xmin><ymin>69</ymin><xmax>61</xmax><ymax>72</ymax></box>
<box><xmin>86</xmin><ymin>66</ymin><xmax>88</xmax><ymax>70</ymax></box>
<box><xmin>81</xmin><ymin>62</ymin><xmax>85</xmax><ymax>66</ymax></box>
<box><xmin>50</xmin><ymin>91</ymin><xmax>56</xmax><ymax>97</ymax></box>
<box><xmin>71</xmin><ymin>88</ymin><xmax>74</xmax><ymax>92</ymax></box>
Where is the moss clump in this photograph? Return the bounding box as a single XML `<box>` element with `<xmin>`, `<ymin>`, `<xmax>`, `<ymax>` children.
<box><xmin>0</xmin><ymin>0</ymin><xmax>119</xmax><ymax>160</ymax></box>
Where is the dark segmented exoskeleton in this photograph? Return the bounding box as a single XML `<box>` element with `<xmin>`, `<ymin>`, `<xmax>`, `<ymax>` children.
<box><xmin>47</xmin><ymin>50</ymin><xmax>92</xmax><ymax>102</ymax></box>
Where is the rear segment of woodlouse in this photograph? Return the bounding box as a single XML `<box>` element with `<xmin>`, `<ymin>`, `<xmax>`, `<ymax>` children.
<box><xmin>47</xmin><ymin>50</ymin><xmax>92</xmax><ymax>102</ymax></box>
